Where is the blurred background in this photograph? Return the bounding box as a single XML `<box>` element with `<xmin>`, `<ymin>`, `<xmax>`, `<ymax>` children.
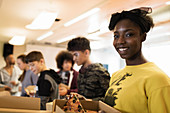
<box><xmin>0</xmin><ymin>0</ymin><xmax>169</xmax><ymax>76</ymax></box>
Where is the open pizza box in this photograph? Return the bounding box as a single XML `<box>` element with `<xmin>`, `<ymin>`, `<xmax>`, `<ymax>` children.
<box><xmin>52</xmin><ymin>99</ymin><xmax>121</xmax><ymax>113</ymax></box>
<box><xmin>0</xmin><ymin>96</ymin><xmax>40</xmax><ymax>110</ymax></box>
<box><xmin>0</xmin><ymin>87</ymin><xmax>5</xmax><ymax>91</ymax></box>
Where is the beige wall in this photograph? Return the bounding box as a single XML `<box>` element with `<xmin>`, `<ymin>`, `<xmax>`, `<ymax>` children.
<box><xmin>0</xmin><ymin>41</ymin><xmax>26</xmax><ymax>68</ymax></box>
<box><xmin>13</xmin><ymin>45</ymin><xmax>26</xmax><ymax>58</ymax></box>
<box><xmin>26</xmin><ymin>44</ymin><xmax>65</xmax><ymax>71</ymax></box>
<box><xmin>0</xmin><ymin>41</ymin><xmax>5</xmax><ymax>68</ymax></box>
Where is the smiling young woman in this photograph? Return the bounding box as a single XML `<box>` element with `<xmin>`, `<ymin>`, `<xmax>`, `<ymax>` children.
<box><xmin>104</xmin><ymin>7</ymin><xmax>170</xmax><ymax>113</ymax></box>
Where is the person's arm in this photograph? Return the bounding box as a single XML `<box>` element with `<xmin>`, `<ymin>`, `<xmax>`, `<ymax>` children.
<box><xmin>0</xmin><ymin>80</ymin><xmax>11</xmax><ymax>91</ymax></box>
<box><xmin>31</xmin><ymin>72</ymin><xmax>38</xmax><ymax>85</ymax></box>
<box><xmin>38</xmin><ymin>78</ymin><xmax>51</xmax><ymax>110</ymax></box>
<box><xmin>93</xmin><ymin>68</ymin><xmax>110</xmax><ymax>101</ymax></box>
<box><xmin>0</xmin><ymin>71</ymin><xmax>5</xmax><ymax>87</ymax></box>
<box><xmin>0</xmin><ymin>71</ymin><xmax>11</xmax><ymax>91</ymax></box>
<box><xmin>148</xmin><ymin>86</ymin><xmax>170</xmax><ymax>113</ymax></box>
<box><xmin>99</xmin><ymin>69</ymin><xmax>110</xmax><ymax>92</ymax></box>
<box><xmin>68</xmin><ymin>70</ymin><xmax>79</xmax><ymax>94</ymax></box>
<box><xmin>10</xmin><ymin>81</ymin><xmax>20</xmax><ymax>86</ymax></box>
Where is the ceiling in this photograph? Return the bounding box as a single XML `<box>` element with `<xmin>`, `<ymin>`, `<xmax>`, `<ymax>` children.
<box><xmin>0</xmin><ymin>0</ymin><xmax>169</xmax><ymax>49</ymax></box>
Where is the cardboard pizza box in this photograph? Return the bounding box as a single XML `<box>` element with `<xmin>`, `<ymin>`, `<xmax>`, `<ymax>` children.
<box><xmin>0</xmin><ymin>96</ymin><xmax>40</xmax><ymax>110</ymax></box>
<box><xmin>0</xmin><ymin>108</ymin><xmax>51</xmax><ymax>113</ymax></box>
<box><xmin>0</xmin><ymin>91</ymin><xmax>11</xmax><ymax>96</ymax></box>
<box><xmin>52</xmin><ymin>99</ymin><xmax>121</xmax><ymax>113</ymax></box>
<box><xmin>46</xmin><ymin>102</ymin><xmax>53</xmax><ymax>111</ymax></box>
<box><xmin>0</xmin><ymin>87</ymin><xmax>5</xmax><ymax>91</ymax></box>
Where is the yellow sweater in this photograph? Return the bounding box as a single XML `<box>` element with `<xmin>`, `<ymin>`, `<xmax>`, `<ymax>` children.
<box><xmin>104</xmin><ymin>62</ymin><xmax>170</xmax><ymax>113</ymax></box>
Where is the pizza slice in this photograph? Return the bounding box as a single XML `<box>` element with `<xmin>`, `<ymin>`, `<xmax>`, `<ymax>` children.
<box><xmin>63</xmin><ymin>94</ymin><xmax>86</xmax><ymax>113</ymax></box>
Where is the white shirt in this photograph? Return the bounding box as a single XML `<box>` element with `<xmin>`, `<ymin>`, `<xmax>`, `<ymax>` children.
<box><xmin>0</xmin><ymin>65</ymin><xmax>21</xmax><ymax>96</ymax></box>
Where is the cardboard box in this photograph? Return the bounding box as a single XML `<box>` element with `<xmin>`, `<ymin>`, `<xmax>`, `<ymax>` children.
<box><xmin>0</xmin><ymin>108</ymin><xmax>51</xmax><ymax>113</ymax></box>
<box><xmin>0</xmin><ymin>91</ymin><xmax>11</xmax><ymax>96</ymax></box>
<box><xmin>52</xmin><ymin>99</ymin><xmax>121</xmax><ymax>113</ymax></box>
<box><xmin>0</xmin><ymin>96</ymin><xmax>40</xmax><ymax>110</ymax></box>
<box><xmin>46</xmin><ymin>102</ymin><xmax>53</xmax><ymax>111</ymax></box>
<box><xmin>0</xmin><ymin>87</ymin><xmax>5</xmax><ymax>91</ymax></box>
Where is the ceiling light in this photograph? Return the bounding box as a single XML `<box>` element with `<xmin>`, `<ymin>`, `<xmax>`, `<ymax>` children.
<box><xmin>87</xmin><ymin>15</ymin><xmax>100</xmax><ymax>33</ymax></box>
<box><xmin>90</xmin><ymin>40</ymin><xmax>109</xmax><ymax>49</ymax></box>
<box><xmin>87</xmin><ymin>20</ymin><xmax>109</xmax><ymax>39</ymax></box>
<box><xmin>87</xmin><ymin>24</ymin><xmax>100</xmax><ymax>33</ymax></box>
<box><xmin>9</xmin><ymin>36</ymin><xmax>26</xmax><ymax>45</ymax></box>
<box><xmin>26</xmin><ymin>11</ymin><xmax>58</xmax><ymax>30</ymax></box>
<box><xmin>37</xmin><ymin>31</ymin><xmax>53</xmax><ymax>41</ymax></box>
<box><xmin>64</xmin><ymin>8</ymin><xmax>100</xmax><ymax>27</ymax></box>
<box><xmin>165</xmin><ymin>1</ymin><xmax>170</xmax><ymax>5</ymax></box>
<box><xmin>56</xmin><ymin>35</ymin><xmax>76</xmax><ymax>43</ymax></box>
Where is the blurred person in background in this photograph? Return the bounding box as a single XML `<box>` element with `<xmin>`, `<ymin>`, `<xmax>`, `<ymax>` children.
<box><xmin>0</xmin><ymin>54</ymin><xmax>21</xmax><ymax>96</ymax></box>
<box><xmin>26</xmin><ymin>51</ymin><xmax>61</xmax><ymax>110</ymax></box>
<box><xmin>55</xmin><ymin>50</ymin><xmax>79</xmax><ymax>99</ymax></box>
<box><xmin>17</xmin><ymin>54</ymin><xmax>38</xmax><ymax>96</ymax></box>
<box><xmin>67</xmin><ymin>37</ymin><xmax>110</xmax><ymax>101</ymax></box>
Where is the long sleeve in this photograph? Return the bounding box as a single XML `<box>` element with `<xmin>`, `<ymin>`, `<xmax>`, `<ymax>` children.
<box><xmin>0</xmin><ymin>69</ymin><xmax>7</xmax><ymax>88</ymax></box>
<box><xmin>31</xmin><ymin>71</ymin><xmax>38</xmax><ymax>85</ymax></box>
<box><xmin>149</xmin><ymin>86</ymin><xmax>170</xmax><ymax>113</ymax></box>
<box><xmin>92</xmin><ymin>68</ymin><xmax>110</xmax><ymax>101</ymax></box>
<box><xmin>99</xmin><ymin>70</ymin><xmax>110</xmax><ymax>92</ymax></box>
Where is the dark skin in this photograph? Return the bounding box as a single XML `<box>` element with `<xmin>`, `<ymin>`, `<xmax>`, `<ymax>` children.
<box><xmin>113</xmin><ymin>19</ymin><xmax>148</xmax><ymax>66</ymax></box>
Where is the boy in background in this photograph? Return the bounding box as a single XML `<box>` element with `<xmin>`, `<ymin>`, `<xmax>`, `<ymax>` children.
<box><xmin>56</xmin><ymin>50</ymin><xmax>79</xmax><ymax>98</ymax></box>
<box><xmin>26</xmin><ymin>51</ymin><xmax>61</xmax><ymax>110</ymax></box>
<box><xmin>67</xmin><ymin>37</ymin><xmax>110</xmax><ymax>100</ymax></box>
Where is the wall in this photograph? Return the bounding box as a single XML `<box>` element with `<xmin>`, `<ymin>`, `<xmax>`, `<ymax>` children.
<box><xmin>143</xmin><ymin>45</ymin><xmax>170</xmax><ymax>77</ymax></box>
<box><xmin>91</xmin><ymin>46</ymin><xmax>123</xmax><ymax>76</ymax></box>
<box><xmin>13</xmin><ymin>45</ymin><xmax>26</xmax><ymax>58</ymax></box>
<box><xmin>26</xmin><ymin>44</ymin><xmax>65</xmax><ymax>71</ymax></box>
<box><xmin>0</xmin><ymin>41</ymin><xmax>5</xmax><ymax>68</ymax></box>
<box><xmin>0</xmin><ymin>41</ymin><xmax>26</xmax><ymax>68</ymax></box>
<box><xmin>91</xmin><ymin>42</ymin><xmax>170</xmax><ymax>77</ymax></box>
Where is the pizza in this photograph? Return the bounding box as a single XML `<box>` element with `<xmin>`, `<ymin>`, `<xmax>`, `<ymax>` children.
<box><xmin>62</xmin><ymin>94</ymin><xmax>105</xmax><ymax>113</ymax></box>
<box><xmin>63</xmin><ymin>94</ymin><xmax>86</xmax><ymax>113</ymax></box>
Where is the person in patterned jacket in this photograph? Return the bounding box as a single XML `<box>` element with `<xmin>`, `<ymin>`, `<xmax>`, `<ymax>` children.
<box><xmin>67</xmin><ymin>37</ymin><xmax>110</xmax><ymax>100</ymax></box>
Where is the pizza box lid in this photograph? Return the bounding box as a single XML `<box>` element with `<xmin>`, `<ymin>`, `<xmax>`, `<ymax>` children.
<box><xmin>52</xmin><ymin>99</ymin><xmax>121</xmax><ymax>113</ymax></box>
<box><xmin>0</xmin><ymin>96</ymin><xmax>40</xmax><ymax>110</ymax></box>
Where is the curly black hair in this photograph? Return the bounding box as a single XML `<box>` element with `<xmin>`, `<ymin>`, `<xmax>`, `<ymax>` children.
<box><xmin>109</xmin><ymin>7</ymin><xmax>154</xmax><ymax>34</ymax></box>
<box><xmin>56</xmin><ymin>51</ymin><xmax>74</xmax><ymax>70</ymax></box>
<box><xmin>67</xmin><ymin>37</ymin><xmax>91</xmax><ymax>52</ymax></box>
